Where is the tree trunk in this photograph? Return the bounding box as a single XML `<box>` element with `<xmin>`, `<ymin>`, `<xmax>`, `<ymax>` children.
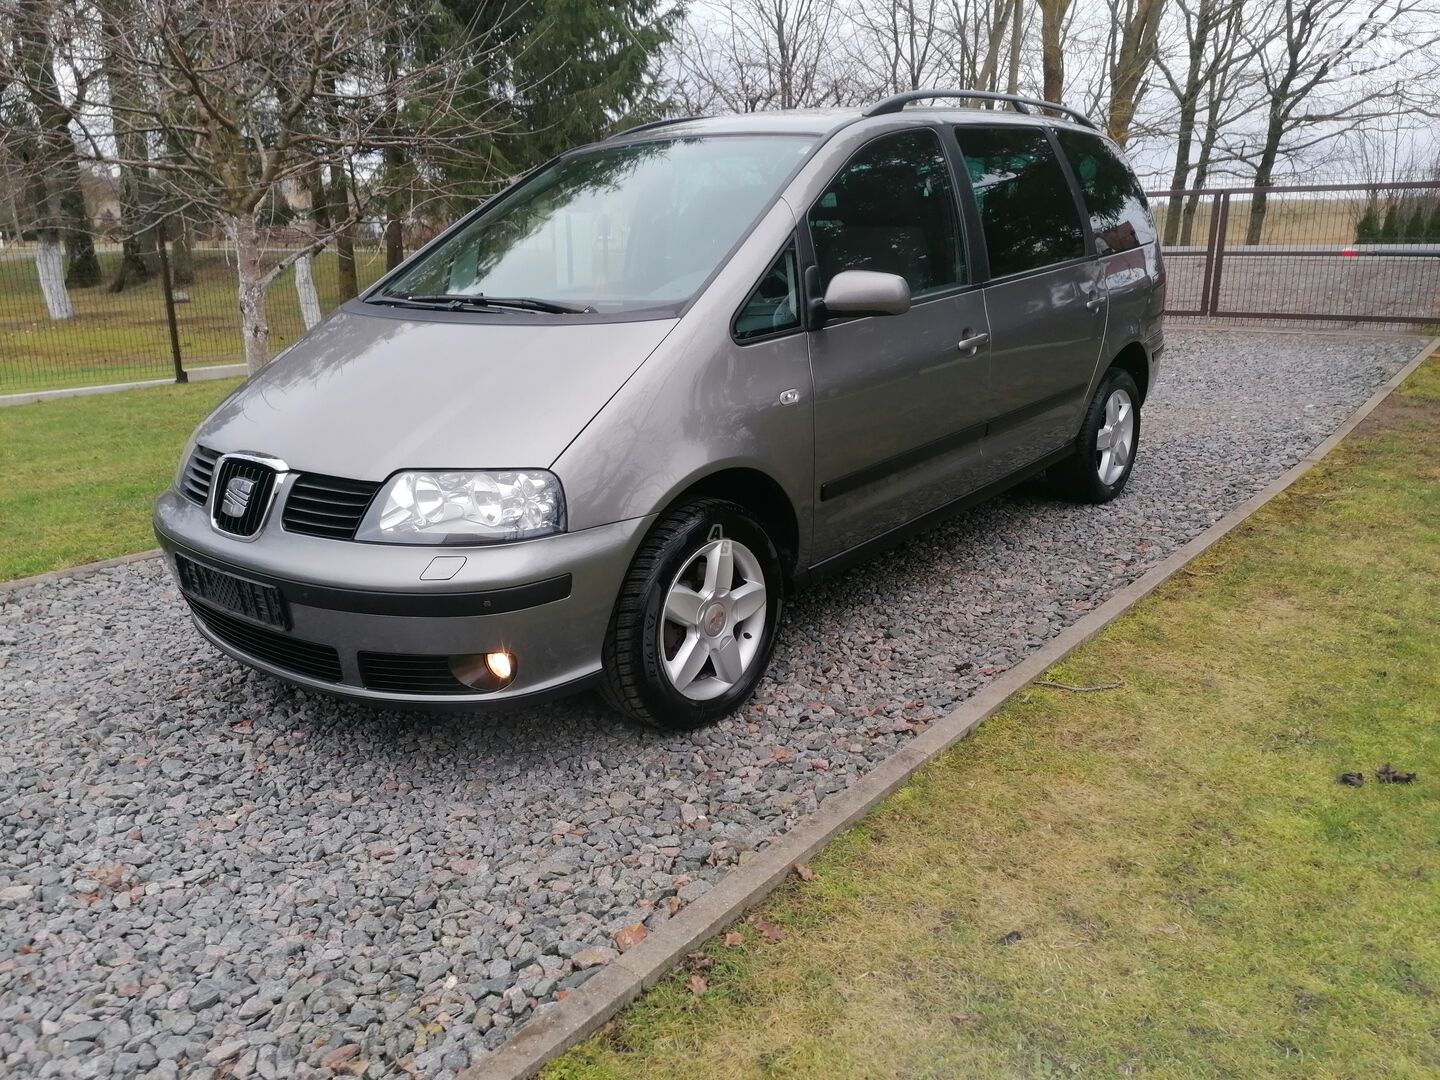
<box><xmin>1165</xmin><ymin>99</ymin><xmax>1199</xmax><ymax>245</ymax></box>
<box><xmin>170</xmin><ymin>216</ymin><xmax>194</xmax><ymax>286</ymax></box>
<box><xmin>1245</xmin><ymin>117</ymin><xmax>1283</xmax><ymax>245</ymax></box>
<box><xmin>1007</xmin><ymin>0</ymin><xmax>1023</xmax><ymax>94</ymax></box>
<box><xmin>61</xmin><ymin>177</ymin><xmax>101</xmax><ymax>287</ymax></box>
<box><xmin>1106</xmin><ymin>0</ymin><xmax>1164</xmax><ymax>147</ymax></box>
<box><xmin>330</xmin><ymin>164</ymin><xmax>358</xmax><ymax>299</ymax></box>
<box><xmin>294</xmin><ymin>253</ymin><xmax>322</xmax><ymax>329</ymax></box>
<box><xmin>35</xmin><ymin>233</ymin><xmax>74</xmax><ymax>319</ymax></box>
<box><xmin>229</xmin><ymin>213</ymin><xmax>271</xmax><ymax>374</ymax></box>
<box><xmin>1037</xmin><ymin>0</ymin><xmax>1069</xmax><ymax>102</ymax></box>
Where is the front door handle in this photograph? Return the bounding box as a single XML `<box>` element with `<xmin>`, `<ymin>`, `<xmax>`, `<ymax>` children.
<box><xmin>1085</xmin><ymin>295</ymin><xmax>1107</xmax><ymax>312</ymax></box>
<box><xmin>957</xmin><ymin>330</ymin><xmax>990</xmax><ymax>356</ymax></box>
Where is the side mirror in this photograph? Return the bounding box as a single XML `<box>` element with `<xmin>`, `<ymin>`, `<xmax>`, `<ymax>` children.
<box><xmin>822</xmin><ymin>270</ymin><xmax>911</xmax><ymax>318</ymax></box>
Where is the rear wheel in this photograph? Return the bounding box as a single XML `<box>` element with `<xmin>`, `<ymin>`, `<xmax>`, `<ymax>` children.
<box><xmin>601</xmin><ymin>498</ymin><xmax>783</xmax><ymax>729</ymax></box>
<box><xmin>1049</xmin><ymin>368</ymin><xmax>1141</xmax><ymax>503</ymax></box>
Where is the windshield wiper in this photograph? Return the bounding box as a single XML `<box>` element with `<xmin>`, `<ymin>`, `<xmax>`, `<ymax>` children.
<box><xmin>372</xmin><ymin>292</ymin><xmax>591</xmax><ymax>314</ymax></box>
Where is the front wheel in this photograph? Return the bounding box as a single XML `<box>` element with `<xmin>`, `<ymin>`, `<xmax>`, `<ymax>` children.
<box><xmin>1049</xmin><ymin>368</ymin><xmax>1142</xmax><ymax>503</ymax></box>
<box><xmin>600</xmin><ymin>498</ymin><xmax>783</xmax><ymax>729</ymax></box>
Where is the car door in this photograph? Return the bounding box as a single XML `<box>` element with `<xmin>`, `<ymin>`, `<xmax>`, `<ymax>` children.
<box><xmin>952</xmin><ymin>124</ymin><xmax>1107</xmax><ymax>479</ymax></box>
<box><xmin>806</xmin><ymin>127</ymin><xmax>992</xmax><ymax>564</ymax></box>
<box><xmin>1053</xmin><ymin>127</ymin><xmax>1164</xmax><ymax>382</ymax></box>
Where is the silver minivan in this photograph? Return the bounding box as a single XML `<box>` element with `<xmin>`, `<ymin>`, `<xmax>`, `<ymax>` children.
<box><xmin>155</xmin><ymin>90</ymin><xmax>1164</xmax><ymax>729</ymax></box>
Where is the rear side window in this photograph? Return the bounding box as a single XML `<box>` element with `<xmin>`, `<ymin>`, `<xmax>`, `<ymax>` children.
<box><xmin>1056</xmin><ymin>130</ymin><xmax>1156</xmax><ymax>254</ymax></box>
<box><xmin>734</xmin><ymin>242</ymin><xmax>801</xmax><ymax>341</ymax></box>
<box><xmin>954</xmin><ymin>126</ymin><xmax>1085</xmax><ymax>278</ymax></box>
<box><xmin>807</xmin><ymin>129</ymin><xmax>964</xmax><ymax>297</ymax></box>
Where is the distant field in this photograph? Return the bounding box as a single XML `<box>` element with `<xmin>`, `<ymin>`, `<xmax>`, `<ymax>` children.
<box><xmin>1148</xmin><ymin>192</ymin><xmax>1436</xmax><ymax>247</ymax></box>
<box><xmin>0</xmin><ymin>248</ymin><xmax>387</xmax><ymax>394</ymax></box>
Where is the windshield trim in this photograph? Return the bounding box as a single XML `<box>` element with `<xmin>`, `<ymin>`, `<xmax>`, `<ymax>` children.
<box><xmin>358</xmin><ymin>131</ymin><xmax>831</xmax><ymax>325</ymax></box>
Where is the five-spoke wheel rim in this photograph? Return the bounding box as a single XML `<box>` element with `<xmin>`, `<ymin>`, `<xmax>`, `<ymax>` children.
<box><xmin>1096</xmin><ymin>387</ymin><xmax>1135</xmax><ymax>486</ymax></box>
<box><xmin>660</xmin><ymin>537</ymin><xmax>767</xmax><ymax>701</ymax></box>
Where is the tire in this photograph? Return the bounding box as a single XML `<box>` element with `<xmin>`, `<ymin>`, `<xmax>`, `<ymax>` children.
<box><xmin>600</xmin><ymin>498</ymin><xmax>784</xmax><ymax>730</ymax></box>
<box><xmin>1049</xmin><ymin>367</ymin><xmax>1142</xmax><ymax>504</ymax></box>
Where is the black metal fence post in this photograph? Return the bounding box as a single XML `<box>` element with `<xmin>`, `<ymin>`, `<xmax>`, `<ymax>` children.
<box><xmin>1206</xmin><ymin>193</ymin><xmax>1232</xmax><ymax>318</ymax></box>
<box><xmin>155</xmin><ymin>220</ymin><xmax>187</xmax><ymax>384</ymax></box>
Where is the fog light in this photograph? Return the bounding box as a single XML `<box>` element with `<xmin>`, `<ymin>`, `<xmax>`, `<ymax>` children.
<box><xmin>449</xmin><ymin>650</ymin><xmax>517</xmax><ymax>691</ymax></box>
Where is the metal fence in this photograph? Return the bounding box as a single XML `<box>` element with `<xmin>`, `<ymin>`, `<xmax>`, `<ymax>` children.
<box><xmin>4</xmin><ymin>179</ymin><xmax>1438</xmax><ymax>397</ymax></box>
<box><xmin>1143</xmin><ymin>180</ymin><xmax>1440</xmax><ymax>326</ymax></box>
<box><xmin>0</xmin><ymin>234</ymin><xmax>387</xmax><ymax>396</ymax></box>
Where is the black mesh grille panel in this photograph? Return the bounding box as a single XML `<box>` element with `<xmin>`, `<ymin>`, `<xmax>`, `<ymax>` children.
<box><xmin>282</xmin><ymin>473</ymin><xmax>383</xmax><ymax>540</ymax></box>
<box><xmin>211</xmin><ymin>458</ymin><xmax>278</xmax><ymax>537</ymax></box>
<box><xmin>180</xmin><ymin>446</ymin><xmax>220</xmax><ymax>506</ymax></box>
<box><xmin>358</xmin><ymin>652</ymin><xmax>473</xmax><ymax>694</ymax></box>
<box><xmin>186</xmin><ymin>598</ymin><xmax>343</xmax><ymax>682</ymax></box>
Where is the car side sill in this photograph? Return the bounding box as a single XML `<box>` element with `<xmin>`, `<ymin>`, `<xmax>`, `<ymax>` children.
<box><xmin>799</xmin><ymin>442</ymin><xmax>1077</xmax><ymax>586</ymax></box>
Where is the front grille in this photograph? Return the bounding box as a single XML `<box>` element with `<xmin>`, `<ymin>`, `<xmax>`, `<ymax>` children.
<box><xmin>180</xmin><ymin>446</ymin><xmax>221</xmax><ymax>506</ymax></box>
<box><xmin>211</xmin><ymin>458</ymin><xmax>278</xmax><ymax>537</ymax></box>
<box><xmin>186</xmin><ymin>598</ymin><xmax>343</xmax><ymax>682</ymax></box>
<box><xmin>358</xmin><ymin>652</ymin><xmax>473</xmax><ymax>694</ymax></box>
<box><xmin>282</xmin><ymin>473</ymin><xmax>383</xmax><ymax>540</ymax></box>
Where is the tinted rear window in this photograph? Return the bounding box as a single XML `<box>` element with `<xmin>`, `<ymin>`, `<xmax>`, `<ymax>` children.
<box><xmin>954</xmin><ymin>126</ymin><xmax>1085</xmax><ymax>278</ymax></box>
<box><xmin>1056</xmin><ymin>130</ymin><xmax>1156</xmax><ymax>254</ymax></box>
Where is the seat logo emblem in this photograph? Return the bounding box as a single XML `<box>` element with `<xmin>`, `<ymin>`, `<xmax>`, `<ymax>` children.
<box><xmin>221</xmin><ymin>476</ymin><xmax>256</xmax><ymax>518</ymax></box>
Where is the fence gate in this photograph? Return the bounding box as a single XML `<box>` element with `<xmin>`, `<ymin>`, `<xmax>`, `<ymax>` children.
<box><xmin>1146</xmin><ymin>180</ymin><xmax>1440</xmax><ymax>326</ymax></box>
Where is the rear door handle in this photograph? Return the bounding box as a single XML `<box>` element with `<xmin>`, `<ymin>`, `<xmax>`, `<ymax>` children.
<box><xmin>1085</xmin><ymin>295</ymin><xmax>1107</xmax><ymax>312</ymax></box>
<box><xmin>957</xmin><ymin>331</ymin><xmax>990</xmax><ymax>355</ymax></box>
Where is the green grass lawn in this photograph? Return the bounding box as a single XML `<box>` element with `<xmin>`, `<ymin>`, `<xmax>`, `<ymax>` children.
<box><xmin>0</xmin><ymin>378</ymin><xmax>241</xmax><ymax>579</ymax></box>
<box><xmin>547</xmin><ymin>358</ymin><xmax>1440</xmax><ymax>1079</ymax></box>
<box><xmin>0</xmin><ymin>247</ymin><xmax>386</xmax><ymax>394</ymax></box>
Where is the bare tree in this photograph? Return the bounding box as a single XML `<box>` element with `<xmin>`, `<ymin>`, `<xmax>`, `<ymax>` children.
<box><xmin>1105</xmin><ymin>0</ymin><xmax>1166</xmax><ymax>143</ymax></box>
<box><xmin>1238</xmin><ymin>0</ymin><xmax>1440</xmax><ymax>242</ymax></box>
<box><xmin>3</xmin><ymin>0</ymin><xmax>508</xmax><ymax>372</ymax></box>
<box><xmin>671</xmin><ymin>0</ymin><xmax>855</xmax><ymax>112</ymax></box>
<box><xmin>1155</xmin><ymin>0</ymin><xmax>1255</xmax><ymax>242</ymax></box>
<box><xmin>847</xmin><ymin>0</ymin><xmax>950</xmax><ymax>94</ymax></box>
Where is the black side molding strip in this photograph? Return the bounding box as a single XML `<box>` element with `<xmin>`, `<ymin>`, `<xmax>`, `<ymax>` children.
<box><xmin>819</xmin><ymin>383</ymin><xmax>1087</xmax><ymax>501</ymax></box>
<box><xmin>168</xmin><ymin>543</ymin><xmax>571</xmax><ymax>618</ymax></box>
<box><xmin>802</xmin><ymin>442</ymin><xmax>1076</xmax><ymax>584</ymax></box>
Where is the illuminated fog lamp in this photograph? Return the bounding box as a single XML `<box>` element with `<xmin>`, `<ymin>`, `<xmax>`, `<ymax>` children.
<box><xmin>449</xmin><ymin>650</ymin><xmax>517</xmax><ymax>691</ymax></box>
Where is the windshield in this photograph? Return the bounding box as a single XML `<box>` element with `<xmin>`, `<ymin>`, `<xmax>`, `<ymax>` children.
<box><xmin>377</xmin><ymin>135</ymin><xmax>816</xmax><ymax>314</ymax></box>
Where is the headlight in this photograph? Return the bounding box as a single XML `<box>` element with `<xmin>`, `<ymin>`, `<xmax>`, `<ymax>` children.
<box><xmin>356</xmin><ymin>469</ymin><xmax>565</xmax><ymax>544</ymax></box>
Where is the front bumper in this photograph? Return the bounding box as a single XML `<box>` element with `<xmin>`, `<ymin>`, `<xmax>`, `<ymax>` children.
<box><xmin>153</xmin><ymin>488</ymin><xmax>652</xmax><ymax>707</ymax></box>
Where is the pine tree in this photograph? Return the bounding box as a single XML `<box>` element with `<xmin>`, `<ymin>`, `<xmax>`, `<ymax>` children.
<box><xmin>1404</xmin><ymin>203</ymin><xmax>1428</xmax><ymax>242</ymax></box>
<box><xmin>1379</xmin><ymin>201</ymin><xmax>1400</xmax><ymax>242</ymax></box>
<box><xmin>1354</xmin><ymin>203</ymin><xmax>1379</xmax><ymax>244</ymax></box>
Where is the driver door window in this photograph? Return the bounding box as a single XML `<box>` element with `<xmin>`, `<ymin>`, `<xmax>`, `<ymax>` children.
<box><xmin>806</xmin><ymin>129</ymin><xmax>965</xmax><ymax>296</ymax></box>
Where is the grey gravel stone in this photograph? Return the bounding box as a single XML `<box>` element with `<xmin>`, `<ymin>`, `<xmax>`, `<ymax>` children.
<box><xmin>0</xmin><ymin>331</ymin><xmax>1417</xmax><ymax>1075</ymax></box>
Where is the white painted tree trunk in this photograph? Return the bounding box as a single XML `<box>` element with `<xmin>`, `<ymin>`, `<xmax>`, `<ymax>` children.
<box><xmin>35</xmin><ymin>236</ymin><xmax>74</xmax><ymax>320</ymax></box>
<box><xmin>228</xmin><ymin>213</ymin><xmax>271</xmax><ymax>374</ymax></box>
<box><xmin>293</xmin><ymin>251</ymin><xmax>321</xmax><ymax>330</ymax></box>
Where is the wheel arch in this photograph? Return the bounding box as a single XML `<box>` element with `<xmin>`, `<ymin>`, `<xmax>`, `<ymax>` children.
<box><xmin>662</xmin><ymin>467</ymin><xmax>802</xmax><ymax>585</ymax></box>
<box><xmin>1108</xmin><ymin>340</ymin><xmax>1152</xmax><ymax>403</ymax></box>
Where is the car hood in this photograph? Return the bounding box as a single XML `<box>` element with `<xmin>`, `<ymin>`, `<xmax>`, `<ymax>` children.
<box><xmin>194</xmin><ymin>309</ymin><xmax>676</xmax><ymax>479</ymax></box>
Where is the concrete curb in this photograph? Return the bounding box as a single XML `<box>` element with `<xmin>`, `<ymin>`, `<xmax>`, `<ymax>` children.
<box><xmin>462</xmin><ymin>334</ymin><xmax>1439</xmax><ymax>1080</ymax></box>
<box><xmin>0</xmin><ymin>549</ymin><xmax>163</xmax><ymax>596</ymax></box>
<box><xmin>0</xmin><ymin>364</ymin><xmax>245</xmax><ymax>408</ymax></box>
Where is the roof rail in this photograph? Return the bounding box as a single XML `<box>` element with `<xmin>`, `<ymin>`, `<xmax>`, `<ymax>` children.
<box><xmin>606</xmin><ymin>115</ymin><xmax>706</xmax><ymax>141</ymax></box>
<box><xmin>863</xmin><ymin>89</ymin><xmax>1098</xmax><ymax>130</ymax></box>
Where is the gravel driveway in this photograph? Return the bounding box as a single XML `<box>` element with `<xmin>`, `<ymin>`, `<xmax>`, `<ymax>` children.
<box><xmin>0</xmin><ymin>330</ymin><xmax>1421</xmax><ymax>1079</ymax></box>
